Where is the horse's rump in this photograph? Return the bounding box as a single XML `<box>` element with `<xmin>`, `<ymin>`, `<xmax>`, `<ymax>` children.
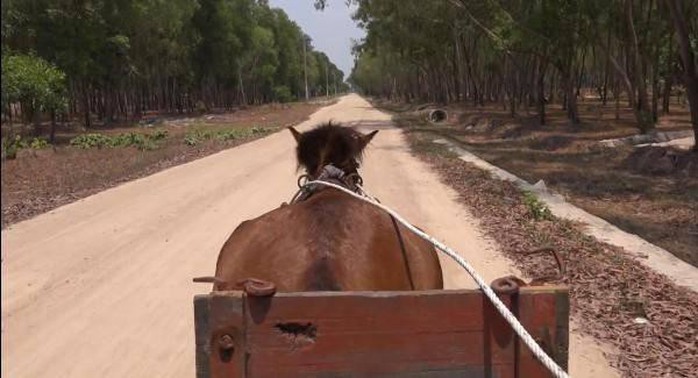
<box><xmin>213</xmin><ymin>189</ymin><xmax>443</xmax><ymax>292</ymax></box>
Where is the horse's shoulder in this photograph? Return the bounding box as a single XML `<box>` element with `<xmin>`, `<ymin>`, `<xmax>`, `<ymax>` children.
<box><xmin>231</xmin><ymin>203</ymin><xmax>299</xmax><ymax>234</ymax></box>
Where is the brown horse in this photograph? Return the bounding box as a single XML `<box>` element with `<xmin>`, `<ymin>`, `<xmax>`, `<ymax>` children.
<box><xmin>210</xmin><ymin>122</ymin><xmax>443</xmax><ymax>292</ymax></box>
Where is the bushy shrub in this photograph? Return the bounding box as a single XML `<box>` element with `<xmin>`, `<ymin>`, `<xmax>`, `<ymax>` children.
<box><xmin>184</xmin><ymin>134</ymin><xmax>199</xmax><ymax>146</ymax></box>
<box><xmin>29</xmin><ymin>137</ymin><xmax>50</xmax><ymax>149</ymax></box>
<box><xmin>194</xmin><ymin>100</ymin><xmax>207</xmax><ymax>114</ymax></box>
<box><xmin>152</xmin><ymin>129</ymin><xmax>168</xmax><ymax>140</ymax></box>
<box><xmin>2</xmin><ymin>136</ymin><xmax>23</xmax><ymax>159</ymax></box>
<box><xmin>272</xmin><ymin>86</ymin><xmax>294</xmax><ymax>103</ymax></box>
<box><xmin>2</xmin><ymin>53</ymin><xmax>68</xmax><ymax>124</ymax></box>
<box><xmin>253</xmin><ymin>126</ymin><xmax>271</xmax><ymax>135</ymax></box>
<box><xmin>523</xmin><ymin>191</ymin><xmax>553</xmax><ymax>221</ymax></box>
<box><xmin>183</xmin><ymin>126</ymin><xmax>270</xmax><ymax>146</ymax></box>
<box><xmin>70</xmin><ymin>130</ymin><xmax>167</xmax><ymax>150</ymax></box>
<box><xmin>1</xmin><ymin>136</ymin><xmax>52</xmax><ymax>159</ymax></box>
<box><xmin>70</xmin><ymin>133</ymin><xmax>113</xmax><ymax>149</ymax></box>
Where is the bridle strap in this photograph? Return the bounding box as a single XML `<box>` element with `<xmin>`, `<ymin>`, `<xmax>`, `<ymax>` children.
<box><xmin>291</xmin><ymin>164</ymin><xmax>363</xmax><ymax>204</ymax></box>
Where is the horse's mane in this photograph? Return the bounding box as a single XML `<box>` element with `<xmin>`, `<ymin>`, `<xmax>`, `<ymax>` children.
<box><xmin>295</xmin><ymin>122</ymin><xmax>365</xmax><ymax>174</ymax></box>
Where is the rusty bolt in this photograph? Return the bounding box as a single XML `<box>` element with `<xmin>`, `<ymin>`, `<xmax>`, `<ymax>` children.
<box><xmin>218</xmin><ymin>334</ymin><xmax>235</xmax><ymax>350</ymax></box>
<box><xmin>236</xmin><ymin>278</ymin><xmax>277</xmax><ymax>297</ymax></box>
<box><xmin>491</xmin><ymin>275</ymin><xmax>526</xmax><ymax>295</ymax></box>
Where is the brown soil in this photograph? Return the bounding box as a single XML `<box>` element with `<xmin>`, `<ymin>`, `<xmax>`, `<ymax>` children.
<box><xmin>378</xmin><ymin>99</ymin><xmax>697</xmax><ymax>267</ymax></box>
<box><xmin>1</xmin><ymin>101</ymin><xmax>327</xmax><ymax>227</ymax></box>
<box><xmin>394</xmin><ymin>114</ymin><xmax>698</xmax><ymax>378</ymax></box>
<box><xmin>622</xmin><ymin>146</ymin><xmax>697</xmax><ymax>175</ymax></box>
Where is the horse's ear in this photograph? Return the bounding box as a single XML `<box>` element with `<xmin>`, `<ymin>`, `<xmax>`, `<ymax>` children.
<box><xmin>360</xmin><ymin>130</ymin><xmax>379</xmax><ymax>148</ymax></box>
<box><xmin>288</xmin><ymin>126</ymin><xmax>301</xmax><ymax>143</ymax></box>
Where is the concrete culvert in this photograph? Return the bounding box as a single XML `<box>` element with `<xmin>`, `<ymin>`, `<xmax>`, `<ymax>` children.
<box><xmin>428</xmin><ymin>109</ymin><xmax>448</xmax><ymax>123</ymax></box>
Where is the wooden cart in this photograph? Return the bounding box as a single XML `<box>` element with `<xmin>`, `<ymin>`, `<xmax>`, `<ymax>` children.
<box><xmin>194</xmin><ymin>284</ymin><xmax>568</xmax><ymax>377</ymax></box>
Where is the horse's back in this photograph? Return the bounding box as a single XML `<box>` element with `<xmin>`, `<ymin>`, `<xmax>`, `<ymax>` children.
<box><xmin>214</xmin><ymin>189</ymin><xmax>443</xmax><ymax>292</ymax></box>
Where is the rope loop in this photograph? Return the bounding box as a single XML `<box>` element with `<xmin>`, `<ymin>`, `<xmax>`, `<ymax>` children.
<box><xmin>297</xmin><ymin>174</ymin><xmax>310</xmax><ymax>189</ymax></box>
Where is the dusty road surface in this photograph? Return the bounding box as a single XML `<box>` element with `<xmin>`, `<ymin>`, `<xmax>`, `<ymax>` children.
<box><xmin>2</xmin><ymin>94</ymin><xmax>615</xmax><ymax>377</ymax></box>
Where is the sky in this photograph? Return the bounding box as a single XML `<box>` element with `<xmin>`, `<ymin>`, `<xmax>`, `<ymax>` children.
<box><xmin>268</xmin><ymin>0</ymin><xmax>365</xmax><ymax>81</ymax></box>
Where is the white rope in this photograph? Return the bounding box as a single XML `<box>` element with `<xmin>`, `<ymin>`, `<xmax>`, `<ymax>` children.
<box><xmin>305</xmin><ymin>179</ymin><xmax>570</xmax><ymax>378</ymax></box>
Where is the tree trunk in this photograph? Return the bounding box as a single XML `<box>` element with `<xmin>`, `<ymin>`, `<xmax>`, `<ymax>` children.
<box><xmin>661</xmin><ymin>34</ymin><xmax>674</xmax><ymax>114</ymax></box>
<box><xmin>538</xmin><ymin>58</ymin><xmax>548</xmax><ymax>125</ymax></box>
<box><xmin>615</xmin><ymin>79</ymin><xmax>621</xmax><ymax>121</ymax></box>
<box><xmin>32</xmin><ymin>104</ymin><xmax>41</xmax><ymax>136</ymax></box>
<box><xmin>238</xmin><ymin>67</ymin><xmax>247</xmax><ymax>105</ymax></box>
<box><xmin>575</xmin><ymin>47</ymin><xmax>588</xmax><ymax>99</ymax></box>
<box><xmin>565</xmin><ymin>76</ymin><xmax>580</xmax><ymax>124</ymax></box>
<box><xmin>602</xmin><ymin>28</ymin><xmax>612</xmax><ymax>105</ymax></box>
<box><xmin>561</xmin><ymin>54</ymin><xmax>580</xmax><ymax>124</ymax></box>
<box><xmin>83</xmin><ymin>81</ymin><xmax>91</xmax><ymax>128</ymax></box>
<box><xmin>50</xmin><ymin>110</ymin><xmax>57</xmax><ymax>144</ymax></box>
<box><xmin>626</xmin><ymin>0</ymin><xmax>654</xmax><ymax>132</ymax></box>
<box><xmin>651</xmin><ymin>57</ymin><xmax>660</xmax><ymax>122</ymax></box>
<box><xmin>665</xmin><ymin>0</ymin><xmax>698</xmax><ymax>152</ymax></box>
<box><xmin>662</xmin><ymin>75</ymin><xmax>672</xmax><ymax>114</ymax></box>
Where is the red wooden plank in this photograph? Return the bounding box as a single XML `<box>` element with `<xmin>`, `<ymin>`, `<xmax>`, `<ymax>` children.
<box><xmin>483</xmin><ymin>292</ymin><xmax>516</xmax><ymax>378</ymax></box>
<box><xmin>244</xmin><ymin>290</ymin><xmax>516</xmax><ymax>377</ymax></box>
<box><xmin>516</xmin><ymin>287</ymin><xmax>570</xmax><ymax>378</ymax></box>
<box><xmin>207</xmin><ymin>292</ymin><xmax>246</xmax><ymax>378</ymax></box>
<box><xmin>194</xmin><ymin>295</ymin><xmax>212</xmax><ymax>378</ymax></box>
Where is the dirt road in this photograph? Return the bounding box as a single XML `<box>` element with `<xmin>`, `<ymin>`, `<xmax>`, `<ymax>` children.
<box><xmin>2</xmin><ymin>95</ymin><xmax>614</xmax><ymax>377</ymax></box>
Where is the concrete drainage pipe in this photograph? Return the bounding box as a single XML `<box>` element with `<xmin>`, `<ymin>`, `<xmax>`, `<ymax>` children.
<box><xmin>428</xmin><ymin>109</ymin><xmax>448</xmax><ymax>123</ymax></box>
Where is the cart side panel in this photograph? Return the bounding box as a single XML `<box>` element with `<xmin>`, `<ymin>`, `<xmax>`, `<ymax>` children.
<box><xmin>244</xmin><ymin>290</ymin><xmax>516</xmax><ymax>378</ymax></box>
<box><xmin>194</xmin><ymin>295</ymin><xmax>212</xmax><ymax>378</ymax></box>
<box><xmin>194</xmin><ymin>292</ymin><xmax>246</xmax><ymax>378</ymax></box>
<box><xmin>194</xmin><ymin>288</ymin><xmax>569</xmax><ymax>378</ymax></box>
<box><xmin>516</xmin><ymin>287</ymin><xmax>570</xmax><ymax>378</ymax></box>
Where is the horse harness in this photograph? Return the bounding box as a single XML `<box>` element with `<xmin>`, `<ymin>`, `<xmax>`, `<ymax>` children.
<box><xmin>290</xmin><ymin>164</ymin><xmax>364</xmax><ymax>204</ymax></box>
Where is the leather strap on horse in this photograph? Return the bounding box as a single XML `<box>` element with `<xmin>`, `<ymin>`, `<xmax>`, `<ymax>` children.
<box><xmin>388</xmin><ymin>215</ymin><xmax>416</xmax><ymax>290</ymax></box>
<box><xmin>291</xmin><ymin>164</ymin><xmax>364</xmax><ymax>204</ymax></box>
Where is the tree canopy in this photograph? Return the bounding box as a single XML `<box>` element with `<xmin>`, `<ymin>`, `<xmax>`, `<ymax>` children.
<box><xmin>2</xmin><ymin>53</ymin><xmax>67</xmax><ymax>123</ymax></box>
<box><xmin>349</xmin><ymin>0</ymin><xmax>698</xmax><ymax>146</ymax></box>
<box><xmin>1</xmin><ymin>0</ymin><xmax>349</xmax><ymax>127</ymax></box>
